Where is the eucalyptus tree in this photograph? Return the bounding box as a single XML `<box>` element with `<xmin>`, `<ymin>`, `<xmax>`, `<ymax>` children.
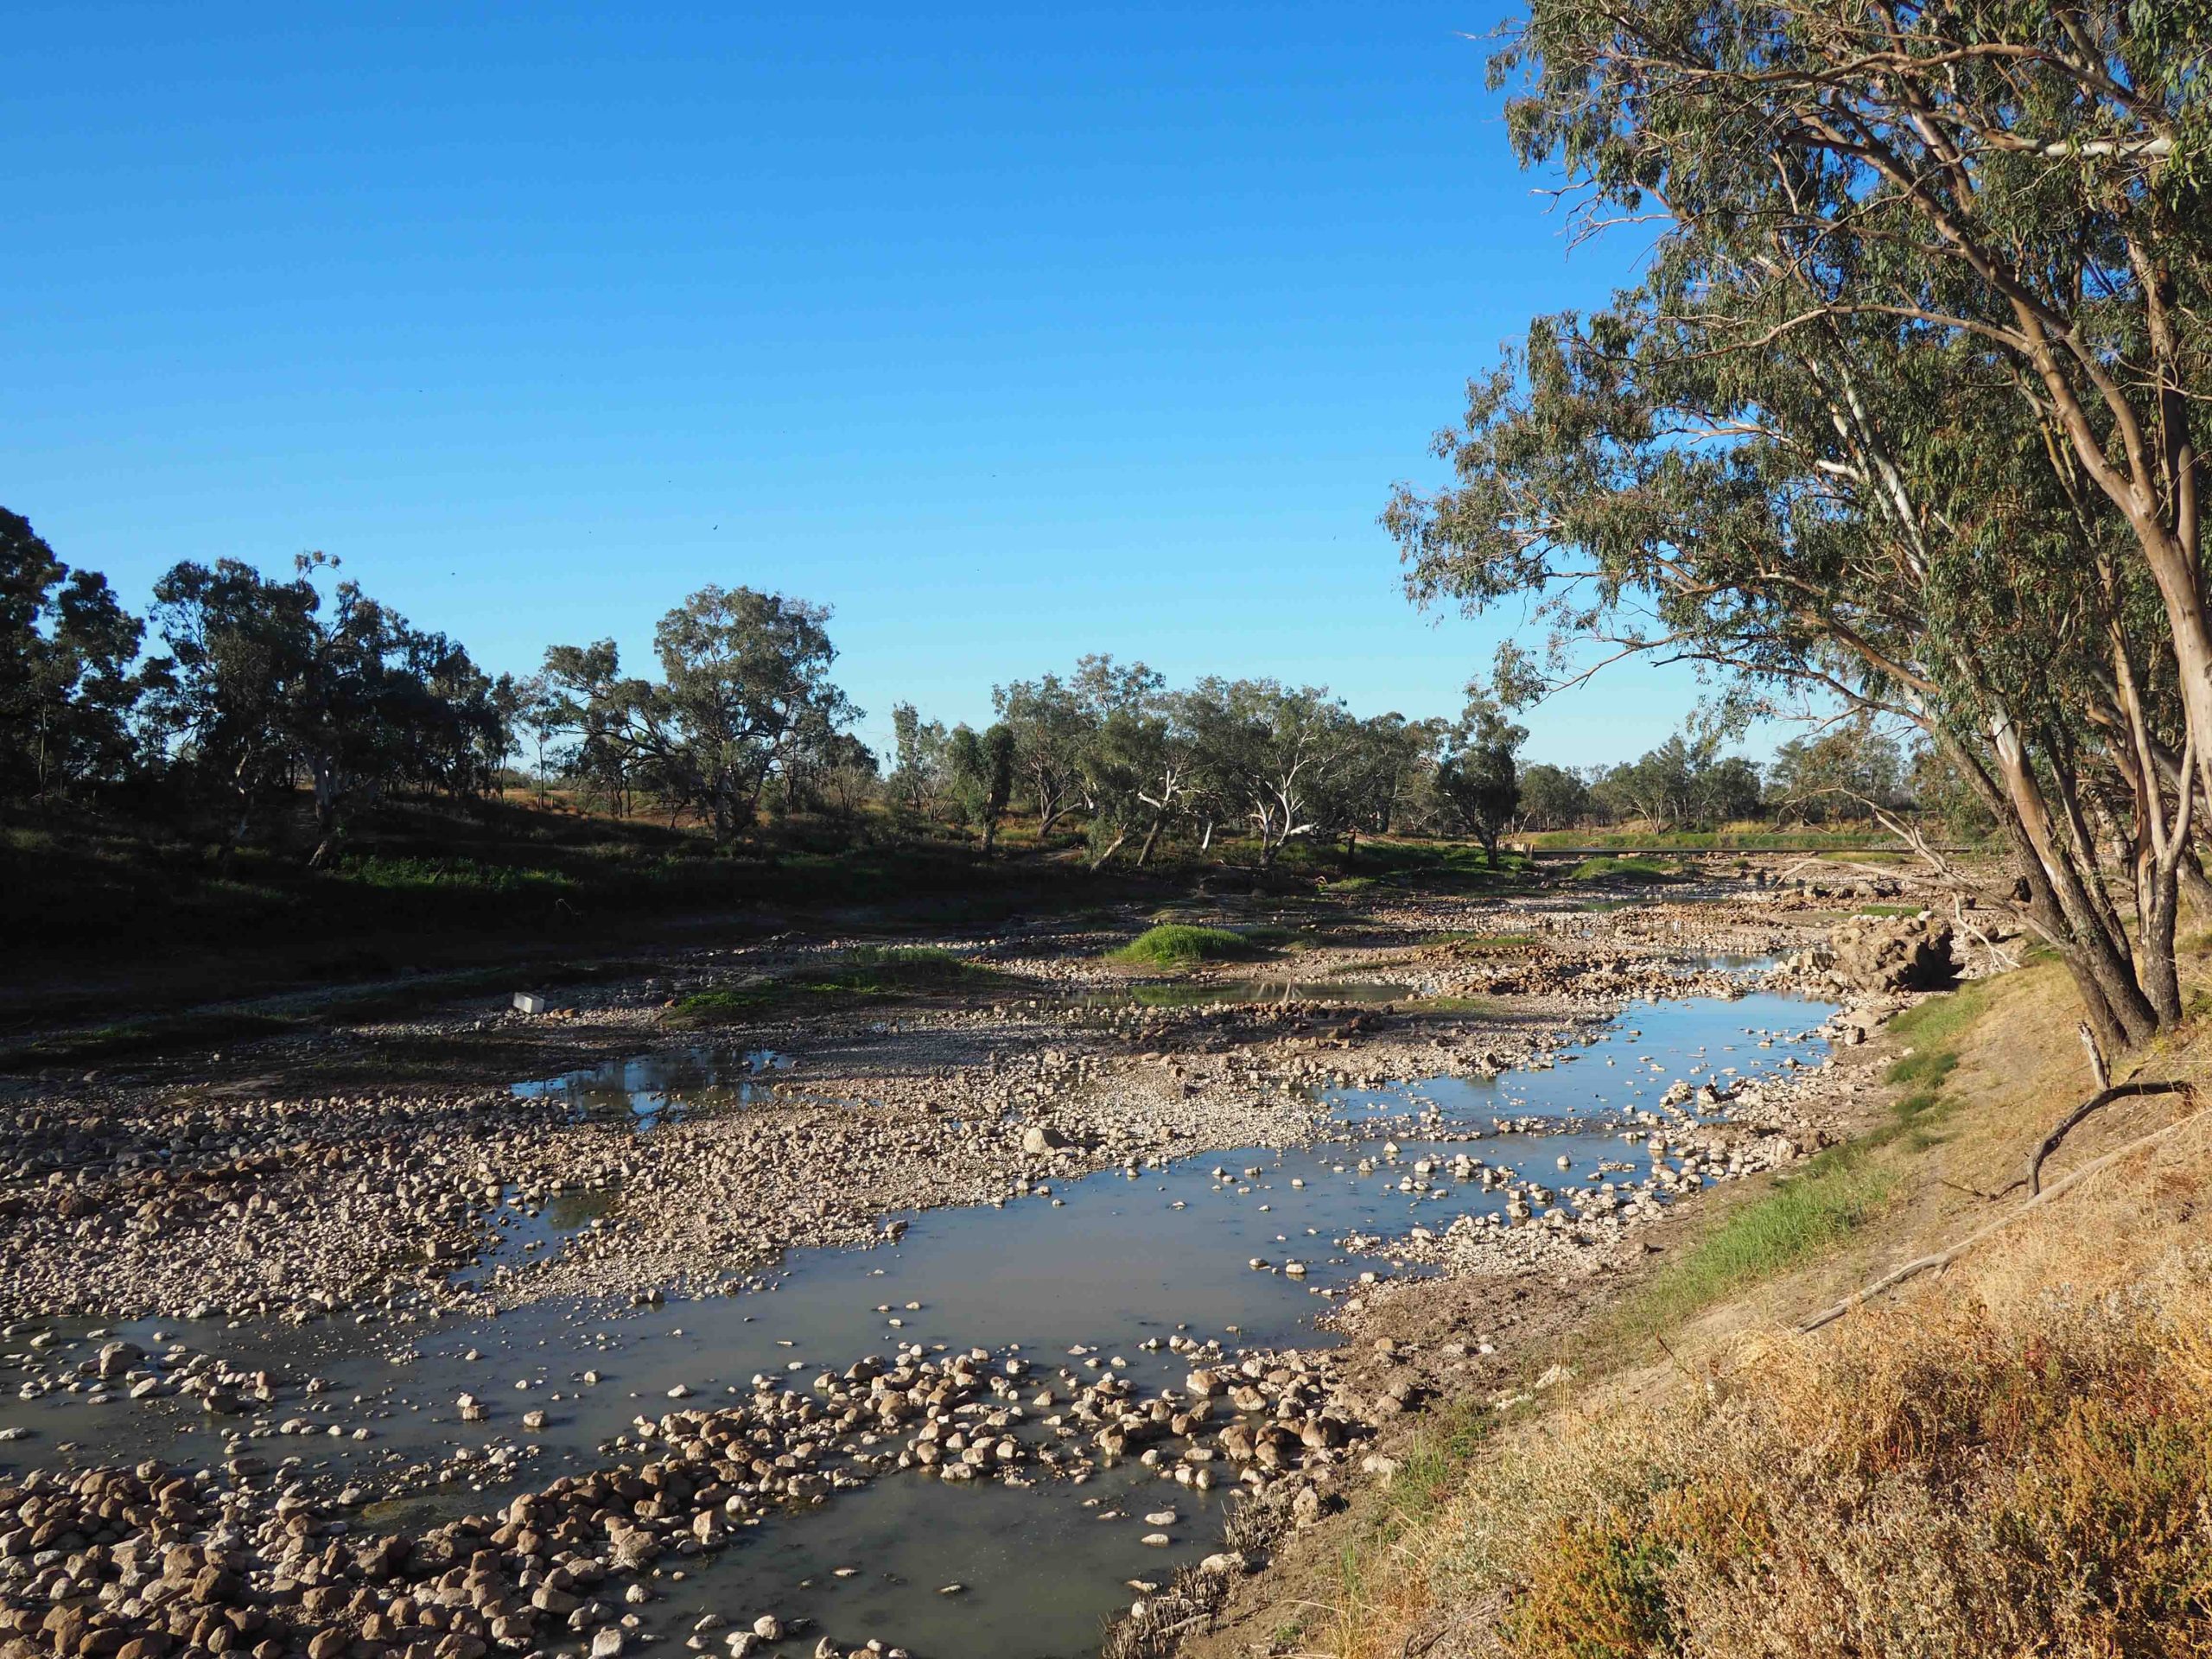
<box><xmin>540</xmin><ymin>587</ymin><xmax>856</xmax><ymax>844</ymax></box>
<box><xmin>1067</xmin><ymin>655</ymin><xmax>1205</xmax><ymax>868</ymax></box>
<box><xmin>1322</xmin><ymin>712</ymin><xmax>1447</xmax><ymax>865</ymax></box>
<box><xmin>1516</xmin><ymin>762</ymin><xmax>1593</xmax><ymax>830</ymax></box>
<box><xmin>0</xmin><ymin>509</ymin><xmax>147</xmax><ymax>803</ymax></box>
<box><xmin>533</xmin><ymin>640</ymin><xmax>637</xmax><ymax>813</ymax></box>
<box><xmin>946</xmin><ymin>721</ymin><xmax>1016</xmax><ymax>852</ymax></box>
<box><xmin>992</xmin><ymin>672</ymin><xmax>1090</xmax><ymax>839</ymax></box>
<box><xmin>1497</xmin><ymin>0</ymin><xmax>2212</xmax><ymax>808</ymax></box>
<box><xmin>150</xmin><ymin>553</ymin><xmax>509</xmax><ymax>863</ymax></box>
<box><xmin>1388</xmin><ymin>285</ymin><xmax>2190</xmax><ymax>1046</ymax></box>
<box><xmin>1181</xmin><ymin>678</ymin><xmax>1363</xmax><ymax>868</ymax></box>
<box><xmin>1768</xmin><ymin>721</ymin><xmax>1908</xmax><ymax>825</ymax></box>
<box><xmin>1429</xmin><ymin>695</ymin><xmax>1525</xmax><ymax>864</ymax></box>
<box><xmin>888</xmin><ymin>702</ymin><xmax>950</xmax><ymax>817</ymax></box>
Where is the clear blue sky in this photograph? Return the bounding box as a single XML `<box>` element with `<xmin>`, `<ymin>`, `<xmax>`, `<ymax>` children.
<box><xmin>5</xmin><ymin>1</ymin><xmax>1745</xmax><ymax>766</ymax></box>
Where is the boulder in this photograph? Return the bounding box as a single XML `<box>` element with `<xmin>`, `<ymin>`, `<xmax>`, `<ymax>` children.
<box><xmin>1823</xmin><ymin>915</ymin><xmax>1958</xmax><ymax>993</ymax></box>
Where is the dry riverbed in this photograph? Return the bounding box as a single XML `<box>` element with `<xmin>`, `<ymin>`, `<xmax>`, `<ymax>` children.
<box><xmin>0</xmin><ymin>861</ymin><xmax>1925</xmax><ymax>1659</ymax></box>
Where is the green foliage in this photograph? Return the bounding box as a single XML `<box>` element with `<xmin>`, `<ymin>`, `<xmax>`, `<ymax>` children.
<box><xmin>335</xmin><ymin>855</ymin><xmax>580</xmax><ymax>895</ymax></box>
<box><xmin>1571</xmin><ymin>855</ymin><xmax>1681</xmax><ymax>882</ymax></box>
<box><xmin>149</xmin><ymin>552</ymin><xmax>513</xmax><ymax>866</ymax></box>
<box><xmin>1389</xmin><ymin>0</ymin><xmax>2209</xmax><ymax>1049</ymax></box>
<box><xmin>1608</xmin><ymin>1146</ymin><xmax>1897</xmax><ymax>1342</ymax></box>
<box><xmin>1428</xmin><ymin>930</ymin><xmax>1537</xmax><ymax>951</ymax></box>
<box><xmin>1111</xmin><ymin>924</ymin><xmax>1266</xmax><ymax>966</ymax></box>
<box><xmin>1405</xmin><ymin>994</ymin><xmax>1505</xmax><ymax>1015</ymax></box>
<box><xmin>1768</xmin><ymin>719</ymin><xmax>1907</xmax><ymax>827</ymax></box>
<box><xmin>536</xmin><ymin>586</ymin><xmax>858</xmax><ymax>845</ymax></box>
<box><xmin>1515</xmin><ymin>760</ymin><xmax>1591</xmax><ymax>830</ymax></box>
<box><xmin>1428</xmin><ymin>690</ymin><xmax>1524</xmax><ymax>863</ymax></box>
<box><xmin>0</xmin><ymin>508</ymin><xmax>148</xmax><ymax>803</ymax></box>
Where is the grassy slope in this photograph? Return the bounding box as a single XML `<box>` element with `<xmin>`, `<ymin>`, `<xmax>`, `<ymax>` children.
<box><xmin>1313</xmin><ymin>948</ymin><xmax>2212</xmax><ymax>1659</ymax></box>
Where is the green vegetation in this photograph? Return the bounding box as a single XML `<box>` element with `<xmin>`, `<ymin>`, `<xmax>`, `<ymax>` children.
<box><xmin>1605</xmin><ymin>1145</ymin><xmax>1897</xmax><ymax>1343</ymax></box>
<box><xmin>1570</xmin><ymin>855</ymin><xmax>1681</xmax><ymax>883</ymax></box>
<box><xmin>337</xmin><ymin>854</ymin><xmax>582</xmax><ymax>894</ymax></box>
<box><xmin>1590</xmin><ymin>976</ymin><xmax>1998</xmax><ymax>1346</ymax></box>
<box><xmin>671</xmin><ymin>946</ymin><xmax>1003</xmax><ymax>1023</ymax></box>
<box><xmin>1865</xmin><ymin>977</ymin><xmax>2001</xmax><ymax>1150</ymax></box>
<box><xmin>1427</xmin><ymin>930</ymin><xmax>1537</xmax><ymax>952</ymax></box>
<box><xmin>1853</xmin><ymin>902</ymin><xmax>1919</xmax><ymax>918</ymax></box>
<box><xmin>1404</xmin><ymin>994</ymin><xmax>1504</xmax><ymax>1016</ymax></box>
<box><xmin>1521</xmin><ymin>828</ymin><xmax>1901</xmax><ymax>852</ymax></box>
<box><xmin>1110</xmin><ymin>924</ymin><xmax>1268</xmax><ymax>967</ymax></box>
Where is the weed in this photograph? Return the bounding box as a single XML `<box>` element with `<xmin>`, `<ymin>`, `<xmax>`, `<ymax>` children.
<box><xmin>1110</xmin><ymin>925</ymin><xmax>1267</xmax><ymax>967</ymax></box>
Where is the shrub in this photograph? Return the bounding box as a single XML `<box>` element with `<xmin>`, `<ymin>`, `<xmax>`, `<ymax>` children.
<box><xmin>1111</xmin><ymin>925</ymin><xmax>1265</xmax><ymax>967</ymax></box>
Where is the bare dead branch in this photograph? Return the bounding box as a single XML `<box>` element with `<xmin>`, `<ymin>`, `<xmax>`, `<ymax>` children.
<box><xmin>1800</xmin><ymin>1106</ymin><xmax>2208</xmax><ymax>1332</ymax></box>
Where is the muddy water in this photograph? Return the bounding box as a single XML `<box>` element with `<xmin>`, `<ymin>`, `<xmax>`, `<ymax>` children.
<box><xmin>2</xmin><ymin>988</ymin><xmax>1832</xmax><ymax>1658</ymax></box>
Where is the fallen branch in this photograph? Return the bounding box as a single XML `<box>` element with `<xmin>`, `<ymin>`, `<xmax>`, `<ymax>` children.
<box><xmin>1798</xmin><ymin>1108</ymin><xmax>2207</xmax><ymax>1333</ymax></box>
<box><xmin>2025</xmin><ymin>1080</ymin><xmax>2188</xmax><ymax>1194</ymax></box>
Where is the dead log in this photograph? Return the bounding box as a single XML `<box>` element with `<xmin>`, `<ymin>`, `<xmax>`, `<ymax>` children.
<box><xmin>2025</xmin><ymin>1080</ymin><xmax>2188</xmax><ymax>1194</ymax></box>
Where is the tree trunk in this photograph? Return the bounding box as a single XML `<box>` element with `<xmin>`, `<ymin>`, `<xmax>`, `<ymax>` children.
<box><xmin>1135</xmin><ymin>815</ymin><xmax>1164</xmax><ymax>868</ymax></box>
<box><xmin>2183</xmin><ymin>845</ymin><xmax>2212</xmax><ymax>920</ymax></box>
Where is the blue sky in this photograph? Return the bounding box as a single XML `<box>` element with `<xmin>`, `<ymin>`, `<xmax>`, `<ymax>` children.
<box><xmin>4</xmin><ymin>1</ymin><xmax>1745</xmax><ymax>766</ymax></box>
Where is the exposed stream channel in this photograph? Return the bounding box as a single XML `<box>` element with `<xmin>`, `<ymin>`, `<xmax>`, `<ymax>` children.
<box><xmin>4</xmin><ymin>976</ymin><xmax>1835</xmax><ymax>1658</ymax></box>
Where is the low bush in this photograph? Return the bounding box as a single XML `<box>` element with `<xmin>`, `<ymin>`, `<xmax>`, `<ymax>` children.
<box><xmin>1111</xmin><ymin>925</ymin><xmax>1265</xmax><ymax>967</ymax></box>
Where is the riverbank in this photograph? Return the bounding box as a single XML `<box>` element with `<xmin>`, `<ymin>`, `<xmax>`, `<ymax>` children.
<box><xmin>1197</xmin><ymin>931</ymin><xmax>2212</xmax><ymax>1659</ymax></box>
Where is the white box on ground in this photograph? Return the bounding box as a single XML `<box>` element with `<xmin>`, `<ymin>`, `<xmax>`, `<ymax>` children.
<box><xmin>512</xmin><ymin>991</ymin><xmax>549</xmax><ymax>1014</ymax></box>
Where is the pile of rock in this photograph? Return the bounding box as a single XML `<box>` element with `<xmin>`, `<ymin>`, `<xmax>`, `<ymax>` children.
<box><xmin>1810</xmin><ymin>915</ymin><xmax>1958</xmax><ymax>993</ymax></box>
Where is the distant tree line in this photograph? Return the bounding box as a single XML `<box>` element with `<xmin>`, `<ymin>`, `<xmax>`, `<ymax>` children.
<box><xmin>2</xmin><ymin>511</ymin><xmax>513</xmax><ymax>866</ymax></box>
<box><xmin>3</xmin><ymin>497</ymin><xmax>1938</xmax><ymax>877</ymax></box>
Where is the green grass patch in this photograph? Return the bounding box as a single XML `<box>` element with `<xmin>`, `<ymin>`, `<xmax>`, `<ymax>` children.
<box><xmin>1605</xmin><ymin>1145</ymin><xmax>1898</xmax><ymax>1343</ymax></box>
<box><xmin>1854</xmin><ymin>903</ymin><xmax>1921</xmax><ymax>918</ymax></box>
<box><xmin>1521</xmin><ymin>829</ymin><xmax>1902</xmax><ymax>852</ymax></box>
<box><xmin>336</xmin><ymin>854</ymin><xmax>582</xmax><ymax>894</ymax></box>
<box><xmin>1110</xmin><ymin>924</ymin><xmax>1268</xmax><ymax>967</ymax></box>
<box><xmin>671</xmin><ymin>946</ymin><xmax>1006</xmax><ymax>1023</ymax></box>
<box><xmin>1856</xmin><ymin>976</ymin><xmax>2000</xmax><ymax>1150</ymax></box>
<box><xmin>1428</xmin><ymin>930</ymin><xmax>1538</xmax><ymax>952</ymax></box>
<box><xmin>1571</xmin><ymin>855</ymin><xmax>1682</xmax><ymax>883</ymax></box>
<box><xmin>1884</xmin><ymin>978</ymin><xmax>1995</xmax><ymax>1047</ymax></box>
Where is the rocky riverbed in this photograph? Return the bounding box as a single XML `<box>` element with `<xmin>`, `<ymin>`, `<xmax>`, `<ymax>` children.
<box><xmin>1</xmin><ymin>860</ymin><xmax>1948</xmax><ymax>1659</ymax></box>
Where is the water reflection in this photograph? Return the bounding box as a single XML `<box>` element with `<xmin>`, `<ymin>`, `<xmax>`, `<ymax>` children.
<box><xmin>512</xmin><ymin>1047</ymin><xmax>790</xmax><ymax>1127</ymax></box>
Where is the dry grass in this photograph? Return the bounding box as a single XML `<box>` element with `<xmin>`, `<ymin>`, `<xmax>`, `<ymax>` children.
<box><xmin>1313</xmin><ymin>955</ymin><xmax>2212</xmax><ymax>1659</ymax></box>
